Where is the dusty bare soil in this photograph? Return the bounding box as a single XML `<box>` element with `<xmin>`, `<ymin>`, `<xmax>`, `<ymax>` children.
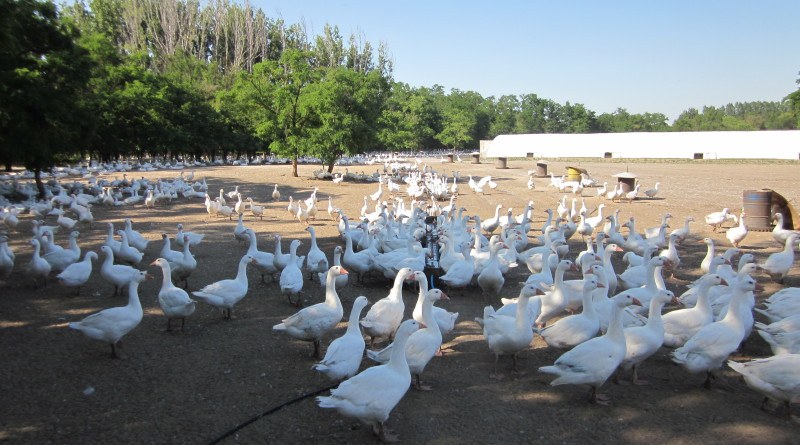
<box><xmin>1</xmin><ymin>159</ymin><xmax>799</xmax><ymax>444</ymax></box>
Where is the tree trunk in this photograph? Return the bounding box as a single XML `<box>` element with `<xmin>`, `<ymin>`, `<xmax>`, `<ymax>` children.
<box><xmin>4</xmin><ymin>159</ymin><xmax>11</xmax><ymax>172</ymax></box>
<box><xmin>34</xmin><ymin>167</ymin><xmax>45</xmax><ymax>200</ymax></box>
<box><xmin>326</xmin><ymin>160</ymin><xmax>334</xmax><ymax>173</ymax></box>
<box><xmin>292</xmin><ymin>157</ymin><xmax>298</xmax><ymax>177</ymax></box>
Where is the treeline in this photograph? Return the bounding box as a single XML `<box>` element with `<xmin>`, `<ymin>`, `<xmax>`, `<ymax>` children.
<box><xmin>2</xmin><ymin>0</ymin><xmax>799</xmax><ymax>188</ymax></box>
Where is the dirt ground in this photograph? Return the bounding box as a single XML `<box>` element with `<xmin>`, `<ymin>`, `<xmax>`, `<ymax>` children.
<box><xmin>1</xmin><ymin>158</ymin><xmax>799</xmax><ymax>444</ymax></box>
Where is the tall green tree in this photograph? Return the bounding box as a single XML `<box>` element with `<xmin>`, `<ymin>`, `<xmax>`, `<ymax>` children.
<box><xmin>0</xmin><ymin>0</ymin><xmax>94</xmax><ymax>196</ymax></box>
<box><xmin>306</xmin><ymin>68</ymin><xmax>386</xmax><ymax>171</ymax></box>
<box><xmin>221</xmin><ymin>49</ymin><xmax>319</xmax><ymax>176</ymax></box>
<box><xmin>378</xmin><ymin>83</ymin><xmax>440</xmax><ymax>151</ymax></box>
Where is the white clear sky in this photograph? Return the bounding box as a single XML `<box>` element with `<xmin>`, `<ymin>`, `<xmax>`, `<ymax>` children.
<box><xmin>252</xmin><ymin>0</ymin><xmax>800</xmax><ymax>122</ymax></box>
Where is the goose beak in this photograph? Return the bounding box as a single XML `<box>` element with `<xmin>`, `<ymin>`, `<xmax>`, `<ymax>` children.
<box><xmin>150</xmin><ymin>260</ymin><xmax>158</xmax><ymax>266</ymax></box>
<box><xmin>720</xmin><ymin>278</ymin><xmax>729</xmax><ymax>286</ymax></box>
<box><xmin>597</xmin><ymin>283</ymin><xmax>606</xmax><ymax>288</ymax></box>
<box><xmin>755</xmin><ymin>283</ymin><xmax>764</xmax><ymax>292</ymax></box>
<box><xmin>439</xmin><ymin>292</ymin><xmax>450</xmax><ymax>300</ymax></box>
<box><xmin>339</xmin><ymin>267</ymin><xmax>349</xmax><ymax>275</ymax></box>
<box><xmin>632</xmin><ymin>297</ymin><xmax>642</xmax><ymax>306</ymax></box>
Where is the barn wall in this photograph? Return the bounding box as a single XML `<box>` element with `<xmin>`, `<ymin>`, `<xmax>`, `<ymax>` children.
<box><xmin>484</xmin><ymin>130</ymin><xmax>800</xmax><ymax>160</ymax></box>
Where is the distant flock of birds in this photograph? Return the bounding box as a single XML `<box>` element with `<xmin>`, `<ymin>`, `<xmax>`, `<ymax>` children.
<box><xmin>1</xmin><ymin>160</ymin><xmax>800</xmax><ymax>442</ymax></box>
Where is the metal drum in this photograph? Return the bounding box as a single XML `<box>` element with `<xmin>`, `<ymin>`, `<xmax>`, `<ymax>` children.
<box><xmin>742</xmin><ymin>189</ymin><xmax>773</xmax><ymax>231</ymax></box>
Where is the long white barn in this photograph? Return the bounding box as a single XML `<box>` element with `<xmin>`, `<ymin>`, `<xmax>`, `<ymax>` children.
<box><xmin>482</xmin><ymin>130</ymin><xmax>800</xmax><ymax>160</ymax></box>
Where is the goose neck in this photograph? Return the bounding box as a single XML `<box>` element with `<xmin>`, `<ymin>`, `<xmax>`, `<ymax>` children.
<box><xmin>324</xmin><ymin>270</ymin><xmax>342</xmax><ymax>308</ymax></box>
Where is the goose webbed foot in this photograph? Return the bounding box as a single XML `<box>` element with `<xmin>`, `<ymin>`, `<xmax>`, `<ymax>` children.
<box><xmin>589</xmin><ymin>386</ymin><xmax>611</xmax><ymax>405</ymax></box>
<box><xmin>703</xmin><ymin>372</ymin><xmax>716</xmax><ymax>389</ymax></box>
<box><xmin>373</xmin><ymin>423</ymin><xmax>399</xmax><ymax>443</ymax></box>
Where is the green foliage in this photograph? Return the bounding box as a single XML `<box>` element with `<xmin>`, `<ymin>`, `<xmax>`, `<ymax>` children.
<box><xmin>0</xmin><ymin>0</ymin><xmax>94</xmax><ymax>185</ymax></box>
<box><xmin>2</xmin><ymin>0</ymin><xmax>797</xmax><ymax>181</ymax></box>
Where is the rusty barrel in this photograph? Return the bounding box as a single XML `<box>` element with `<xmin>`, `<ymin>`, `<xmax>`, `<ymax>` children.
<box><xmin>742</xmin><ymin>189</ymin><xmax>773</xmax><ymax>231</ymax></box>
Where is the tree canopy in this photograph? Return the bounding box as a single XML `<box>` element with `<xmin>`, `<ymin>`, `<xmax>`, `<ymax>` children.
<box><xmin>0</xmin><ymin>0</ymin><xmax>797</xmax><ymax>183</ymax></box>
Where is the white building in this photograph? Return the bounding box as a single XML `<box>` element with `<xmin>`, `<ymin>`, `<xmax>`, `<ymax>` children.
<box><xmin>482</xmin><ymin>130</ymin><xmax>800</xmax><ymax>160</ymax></box>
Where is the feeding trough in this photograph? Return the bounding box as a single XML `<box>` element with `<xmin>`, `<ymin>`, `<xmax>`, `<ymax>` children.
<box><xmin>533</xmin><ymin>160</ymin><xmax>548</xmax><ymax>177</ymax></box>
<box><xmin>566</xmin><ymin>166</ymin><xmax>588</xmax><ymax>182</ymax></box>
<box><xmin>612</xmin><ymin>171</ymin><xmax>638</xmax><ymax>193</ymax></box>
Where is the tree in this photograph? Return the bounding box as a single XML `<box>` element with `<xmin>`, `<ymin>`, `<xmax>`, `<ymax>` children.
<box><xmin>378</xmin><ymin>83</ymin><xmax>440</xmax><ymax>151</ymax></box>
<box><xmin>0</xmin><ymin>0</ymin><xmax>94</xmax><ymax>196</ymax></box>
<box><xmin>222</xmin><ymin>49</ymin><xmax>319</xmax><ymax>176</ymax></box>
<box><xmin>306</xmin><ymin>68</ymin><xmax>386</xmax><ymax>171</ymax></box>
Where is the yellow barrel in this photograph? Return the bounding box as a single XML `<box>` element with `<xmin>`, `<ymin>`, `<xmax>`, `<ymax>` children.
<box><xmin>566</xmin><ymin>166</ymin><xmax>583</xmax><ymax>181</ymax></box>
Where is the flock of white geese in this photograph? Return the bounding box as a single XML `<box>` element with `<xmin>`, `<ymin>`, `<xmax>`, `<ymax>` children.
<box><xmin>1</xmin><ymin>162</ymin><xmax>799</xmax><ymax>442</ymax></box>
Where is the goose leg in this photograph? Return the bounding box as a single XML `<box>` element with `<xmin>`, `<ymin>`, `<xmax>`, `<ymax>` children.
<box><xmin>181</xmin><ymin>317</ymin><xmax>186</xmax><ymax>330</ymax></box>
<box><xmin>413</xmin><ymin>373</ymin><xmax>432</xmax><ymax>391</ymax></box>
<box><xmin>166</xmin><ymin>318</ymin><xmax>172</xmax><ymax>332</ymax></box>
<box><xmin>632</xmin><ymin>364</ymin><xmax>649</xmax><ymax>385</ymax></box>
<box><xmin>312</xmin><ymin>340</ymin><xmax>321</xmax><ymax>358</ymax></box>
<box><xmin>110</xmin><ymin>342</ymin><xmax>117</xmax><ymax>358</ymax></box>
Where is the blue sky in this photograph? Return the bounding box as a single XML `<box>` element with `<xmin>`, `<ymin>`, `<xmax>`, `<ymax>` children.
<box><xmin>251</xmin><ymin>1</ymin><xmax>800</xmax><ymax>122</ymax></box>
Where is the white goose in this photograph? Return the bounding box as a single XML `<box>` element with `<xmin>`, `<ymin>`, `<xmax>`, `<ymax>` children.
<box><xmin>540</xmin><ymin>276</ymin><xmax>603</xmax><ymax>349</ymax></box>
<box><xmin>115</xmin><ymin>230</ymin><xmax>143</xmax><ymax>265</ymax></box>
<box><xmin>0</xmin><ymin>235</ymin><xmax>14</xmax><ymax>278</ymax></box>
<box><xmin>175</xmin><ymin>224</ymin><xmax>203</xmax><ymax>248</ymax></box>
<box><xmin>481</xmin><ymin>204</ymin><xmax>503</xmax><ymax>234</ymax></box>
<box><xmin>159</xmin><ymin>233</ymin><xmax>183</xmax><ymax>263</ymax></box>
<box><xmin>56</xmin><ymin>251</ymin><xmax>98</xmax><ymax>295</ymax></box>
<box><xmin>123</xmin><ymin>218</ymin><xmax>149</xmax><ymax>251</ymax></box>
<box><xmin>271</xmin><ymin>184</ymin><xmax>281</xmax><ymax>201</ymax></box>
<box><xmin>536</xmin><ymin>260</ymin><xmax>579</xmax><ymax>326</ymax></box>
<box><xmin>411</xmin><ymin>271</ymin><xmax>458</xmax><ymax>340</ymax></box>
<box><xmin>68</xmin><ymin>270</ymin><xmax>148</xmax><ymax>358</ymax></box>
<box><xmin>360</xmin><ymin>268</ymin><xmax>413</xmax><ymax>346</ymax></box>
<box><xmin>671</xmin><ymin>276</ymin><xmax>759</xmax><ymax>388</ymax></box>
<box><xmin>313</xmin><ymin>295</ymin><xmax>369</xmax><ymax>382</ymax></box>
<box><xmin>705</xmin><ymin>208</ymin><xmax>731</xmax><ymax>232</ymax></box>
<box><xmin>619</xmin><ymin>290</ymin><xmax>674</xmax><ymax>384</ymax></box>
<box><xmin>438</xmin><ymin>242</ymin><xmax>474</xmax><ymax>289</ymax></box>
<box><xmin>151</xmin><ymin>258</ymin><xmax>196</xmax><ymax>331</ymax></box>
<box><xmin>233</xmin><ymin>212</ymin><xmax>249</xmax><ymax>243</ymax></box>
<box><xmin>477</xmin><ymin>241</ymin><xmax>506</xmax><ymax>295</ymax></box>
<box><xmin>99</xmin><ymin>245</ymin><xmax>140</xmax><ymax>297</ymax></box>
<box><xmin>662</xmin><ymin>274</ymin><xmax>726</xmax><ymax>348</ymax></box>
<box><xmin>725</xmin><ymin>212</ymin><xmax>748</xmax><ymax>247</ymax></box>
<box><xmin>368</xmin><ymin>287</ymin><xmax>448</xmax><ymax>390</ymax></box>
<box><xmin>670</xmin><ymin>216</ymin><xmax>695</xmax><ymax>244</ymax></box>
<box><xmin>316</xmin><ymin>319</ymin><xmax>419</xmax><ymax>443</ymax></box>
<box><xmin>27</xmin><ymin>239</ymin><xmax>51</xmax><ymax>287</ymax></box>
<box><xmin>244</xmin><ymin>229</ymin><xmax>277</xmax><ymax>283</ymax></box>
<box><xmin>539</xmin><ymin>293</ymin><xmax>641</xmax><ymax>405</ymax></box>
<box><xmin>482</xmin><ymin>283</ymin><xmax>543</xmax><ymax>377</ymax></box>
<box><xmin>342</xmin><ymin>232</ymin><xmax>374</xmax><ymax>283</ymax></box>
<box><xmin>279</xmin><ymin>239</ymin><xmax>304</xmax><ymax>306</ymax></box>
<box><xmin>169</xmin><ymin>235</ymin><xmax>197</xmax><ymax>289</ymax></box>
<box><xmin>305</xmin><ymin>226</ymin><xmax>329</xmax><ymax>279</ymax></box>
<box><xmin>246</xmin><ymin>198</ymin><xmax>264</xmax><ymax>220</ymax></box>
<box><xmin>43</xmin><ymin>230</ymin><xmax>81</xmax><ymax>272</ymax></box>
<box><xmin>772</xmin><ymin>212</ymin><xmax>800</xmax><ymax>245</ymax></box>
<box><xmin>192</xmin><ymin>254</ymin><xmax>254</xmax><ymax>319</ymax></box>
<box><xmin>273</xmin><ymin>234</ymin><xmax>305</xmax><ymax>271</ymax></box>
<box><xmin>758</xmin><ymin>233</ymin><xmax>798</xmax><ymax>283</ymax></box>
<box><xmin>728</xmin><ymin>354</ymin><xmax>800</xmax><ymax>419</ymax></box>
<box><xmin>273</xmin><ymin>265</ymin><xmax>348</xmax><ymax>357</ymax></box>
